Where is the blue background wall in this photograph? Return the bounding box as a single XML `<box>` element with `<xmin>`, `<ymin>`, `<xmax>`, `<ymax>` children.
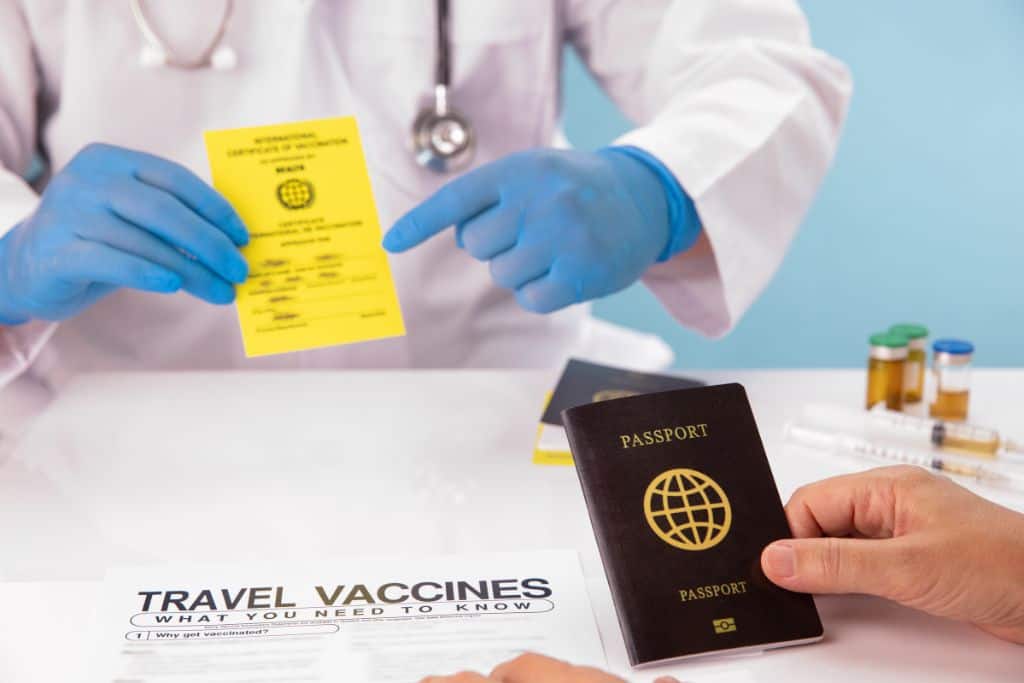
<box><xmin>563</xmin><ymin>1</ymin><xmax>1023</xmax><ymax>368</ymax></box>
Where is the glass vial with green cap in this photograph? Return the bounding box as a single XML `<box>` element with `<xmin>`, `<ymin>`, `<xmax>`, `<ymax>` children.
<box><xmin>866</xmin><ymin>332</ymin><xmax>909</xmax><ymax>411</ymax></box>
<box><xmin>930</xmin><ymin>339</ymin><xmax>974</xmax><ymax>421</ymax></box>
<box><xmin>889</xmin><ymin>324</ymin><xmax>928</xmax><ymax>404</ymax></box>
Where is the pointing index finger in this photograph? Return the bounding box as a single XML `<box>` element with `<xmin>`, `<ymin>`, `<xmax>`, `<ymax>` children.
<box><xmin>382</xmin><ymin>157</ymin><xmax>511</xmax><ymax>253</ymax></box>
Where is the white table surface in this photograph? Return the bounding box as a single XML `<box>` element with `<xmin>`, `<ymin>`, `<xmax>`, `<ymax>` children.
<box><xmin>1</xmin><ymin>369</ymin><xmax>1022</xmax><ymax>682</ymax></box>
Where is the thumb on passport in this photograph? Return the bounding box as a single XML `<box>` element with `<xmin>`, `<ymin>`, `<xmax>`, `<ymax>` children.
<box><xmin>761</xmin><ymin>538</ymin><xmax>905</xmax><ymax>597</ymax></box>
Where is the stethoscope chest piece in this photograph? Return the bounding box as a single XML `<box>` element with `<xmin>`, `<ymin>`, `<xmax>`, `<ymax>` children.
<box><xmin>412</xmin><ymin>88</ymin><xmax>475</xmax><ymax>173</ymax></box>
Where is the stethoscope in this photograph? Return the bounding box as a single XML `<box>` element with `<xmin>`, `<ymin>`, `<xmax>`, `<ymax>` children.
<box><xmin>129</xmin><ymin>0</ymin><xmax>475</xmax><ymax>173</ymax></box>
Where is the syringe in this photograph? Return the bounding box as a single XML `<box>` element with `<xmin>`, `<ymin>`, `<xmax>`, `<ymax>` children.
<box><xmin>783</xmin><ymin>422</ymin><xmax>1024</xmax><ymax>492</ymax></box>
<box><xmin>801</xmin><ymin>403</ymin><xmax>1024</xmax><ymax>461</ymax></box>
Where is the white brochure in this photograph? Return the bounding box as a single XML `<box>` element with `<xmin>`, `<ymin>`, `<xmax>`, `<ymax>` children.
<box><xmin>90</xmin><ymin>550</ymin><xmax>605</xmax><ymax>682</ymax></box>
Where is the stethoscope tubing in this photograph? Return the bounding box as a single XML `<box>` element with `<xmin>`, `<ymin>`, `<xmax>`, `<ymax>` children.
<box><xmin>128</xmin><ymin>0</ymin><xmax>473</xmax><ymax>171</ymax></box>
<box><xmin>130</xmin><ymin>0</ymin><xmax>234</xmax><ymax>70</ymax></box>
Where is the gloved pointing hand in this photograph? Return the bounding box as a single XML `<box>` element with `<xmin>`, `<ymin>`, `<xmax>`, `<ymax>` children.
<box><xmin>383</xmin><ymin>147</ymin><xmax>700</xmax><ymax>313</ymax></box>
<box><xmin>0</xmin><ymin>143</ymin><xmax>249</xmax><ymax>325</ymax></box>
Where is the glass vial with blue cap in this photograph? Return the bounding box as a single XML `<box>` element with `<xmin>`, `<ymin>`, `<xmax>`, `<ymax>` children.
<box><xmin>930</xmin><ymin>339</ymin><xmax>974</xmax><ymax>421</ymax></box>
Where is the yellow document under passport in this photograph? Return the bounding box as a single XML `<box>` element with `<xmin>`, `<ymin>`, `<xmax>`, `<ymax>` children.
<box><xmin>205</xmin><ymin>117</ymin><xmax>405</xmax><ymax>357</ymax></box>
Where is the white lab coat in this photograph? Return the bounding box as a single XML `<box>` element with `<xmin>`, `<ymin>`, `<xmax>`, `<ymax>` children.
<box><xmin>0</xmin><ymin>0</ymin><xmax>851</xmax><ymax>390</ymax></box>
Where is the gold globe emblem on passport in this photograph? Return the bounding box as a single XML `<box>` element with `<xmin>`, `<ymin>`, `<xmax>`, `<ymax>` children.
<box><xmin>592</xmin><ymin>388</ymin><xmax>640</xmax><ymax>402</ymax></box>
<box><xmin>644</xmin><ymin>468</ymin><xmax>732</xmax><ymax>551</ymax></box>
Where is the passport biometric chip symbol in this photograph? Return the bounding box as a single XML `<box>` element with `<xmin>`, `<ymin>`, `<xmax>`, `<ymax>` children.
<box><xmin>713</xmin><ymin>617</ymin><xmax>737</xmax><ymax>634</ymax></box>
<box><xmin>643</xmin><ymin>468</ymin><xmax>732</xmax><ymax>551</ymax></box>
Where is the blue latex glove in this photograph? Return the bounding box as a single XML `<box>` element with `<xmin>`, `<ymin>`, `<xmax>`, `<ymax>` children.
<box><xmin>382</xmin><ymin>147</ymin><xmax>700</xmax><ymax>313</ymax></box>
<box><xmin>0</xmin><ymin>143</ymin><xmax>249</xmax><ymax>325</ymax></box>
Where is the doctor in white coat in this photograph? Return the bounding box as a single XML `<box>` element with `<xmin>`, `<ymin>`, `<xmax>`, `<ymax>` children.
<box><xmin>0</xmin><ymin>0</ymin><xmax>851</xmax><ymax>393</ymax></box>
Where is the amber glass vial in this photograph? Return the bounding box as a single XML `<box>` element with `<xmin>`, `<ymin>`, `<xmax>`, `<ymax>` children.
<box><xmin>866</xmin><ymin>332</ymin><xmax>909</xmax><ymax>411</ymax></box>
<box><xmin>890</xmin><ymin>324</ymin><xmax>928</xmax><ymax>403</ymax></box>
<box><xmin>930</xmin><ymin>339</ymin><xmax>974</xmax><ymax>421</ymax></box>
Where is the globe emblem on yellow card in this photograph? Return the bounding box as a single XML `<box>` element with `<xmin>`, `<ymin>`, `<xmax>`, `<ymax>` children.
<box><xmin>644</xmin><ymin>468</ymin><xmax>732</xmax><ymax>551</ymax></box>
<box><xmin>277</xmin><ymin>178</ymin><xmax>315</xmax><ymax>210</ymax></box>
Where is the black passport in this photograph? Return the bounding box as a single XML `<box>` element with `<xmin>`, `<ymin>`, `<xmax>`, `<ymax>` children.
<box><xmin>562</xmin><ymin>383</ymin><xmax>823</xmax><ymax>666</ymax></box>
<box><xmin>541</xmin><ymin>359</ymin><xmax>704</xmax><ymax>426</ymax></box>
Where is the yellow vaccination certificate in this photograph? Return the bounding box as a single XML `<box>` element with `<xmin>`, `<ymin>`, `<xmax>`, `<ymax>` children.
<box><xmin>204</xmin><ymin>117</ymin><xmax>405</xmax><ymax>357</ymax></box>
